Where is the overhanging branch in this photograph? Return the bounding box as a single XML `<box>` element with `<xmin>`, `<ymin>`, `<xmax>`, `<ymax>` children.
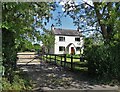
<box><xmin>82</xmin><ymin>0</ymin><xmax>94</xmax><ymax>8</ymax></box>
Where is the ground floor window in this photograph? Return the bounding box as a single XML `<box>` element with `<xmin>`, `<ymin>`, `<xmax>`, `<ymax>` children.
<box><xmin>76</xmin><ymin>47</ymin><xmax>80</xmax><ymax>51</ymax></box>
<box><xmin>59</xmin><ymin>46</ymin><xmax>65</xmax><ymax>51</ymax></box>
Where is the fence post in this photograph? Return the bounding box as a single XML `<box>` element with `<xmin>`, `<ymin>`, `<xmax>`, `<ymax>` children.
<box><xmin>43</xmin><ymin>55</ymin><xmax>45</xmax><ymax>61</ymax></box>
<box><xmin>71</xmin><ymin>55</ymin><xmax>73</xmax><ymax>70</ymax></box>
<box><xmin>50</xmin><ymin>54</ymin><xmax>51</xmax><ymax>62</ymax></box>
<box><xmin>54</xmin><ymin>55</ymin><xmax>56</xmax><ymax>64</ymax></box>
<box><xmin>43</xmin><ymin>54</ymin><xmax>44</xmax><ymax>61</ymax></box>
<box><xmin>60</xmin><ymin>55</ymin><xmax>62</xmax><ymax>66</ymax></box>
<box><xmin>64</xmin><ymin>54</ymin><xmax>66</xmax><ymax>68</ymax></box>
<box><xmin>41</xmin><ymin>54</ymin><xmax>43</xmax><ymax>61</ymax></box>
<box><xmin>46</xmin><ymin>54</ymin><xmax>47</xmax><ymax>62</ymax></box>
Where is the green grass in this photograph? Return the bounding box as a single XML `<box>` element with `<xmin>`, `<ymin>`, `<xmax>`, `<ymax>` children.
<box><xmin>42</xmin><ymin>54</ymin><xmax>88</xmax><ymax>71</ymax></box>
<box><xmin>43</xmin><ymin>54</ymin><xmax>85</xmax><ymax>63</ymax></box>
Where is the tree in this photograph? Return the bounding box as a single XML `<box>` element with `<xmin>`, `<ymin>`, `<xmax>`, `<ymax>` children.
<box><xmin>33</xmin><ymin>43</ymin><xmax>41</xmax><ymax>51</ymax></box>
<box><xmin>2</xmin><ymin>2</ymin><xmax>55</xmax><ymax>82</ymax></box>
<box><xmin>57</xmin><ymin>1</ymin><xmax>120</xmax><ymax>80</ymax></box>
<box><xmin>41</xmin><ymin>30</ymin><xmax>55</xmax><ymax>54</ymax></box>
<box><xmin>93</xmin><ymin>2</ymin><xmax>120</xmax><ymax>42</ymax></box>
<box><xmin>60</xmin><ymin>1</ymin><xmax>120</xmax><ymax>42</ymax></box>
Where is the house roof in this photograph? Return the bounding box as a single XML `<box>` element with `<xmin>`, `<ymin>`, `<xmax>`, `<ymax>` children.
<box><xmin>53</xmin><ymin>28</ymin><xmax>81</xmax><ymax>36</ymax></box>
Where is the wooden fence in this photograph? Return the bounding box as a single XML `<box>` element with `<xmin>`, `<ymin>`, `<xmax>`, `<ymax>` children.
<box><xmin>40</xmin><ymin>54</ymin><xmax>87</xmax><ymax>71</ymax></box>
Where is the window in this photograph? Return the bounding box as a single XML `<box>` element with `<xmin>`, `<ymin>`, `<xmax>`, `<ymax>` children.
<box><xmin>59</xmin><ymin>46</ymin><xmax>65</xmax><ymax>51</ymax></box>
<box><xmin>75</xmin><ymin>37</ymin><xmax>80</xmax><ymax>41</ymax></box>
<box><xmin>76</xmin><ymin>47</ymin><xmax>80</xmax><ymax>51</ymax></box>
<box><xmin>59</xmin><ymin>37</ymin><xmax>65</xmax><ymax>41</ymax></box>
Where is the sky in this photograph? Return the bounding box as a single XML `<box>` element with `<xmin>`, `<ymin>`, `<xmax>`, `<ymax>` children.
<box><xmin>34</xmin><ymin>0</ymin><xmax>94</xmax><ymax>38</ymax></box>
<box><xmin>44</xmin><ymin>4</ymin><xmax>77</xmax><ymax>30</ymax></box>
<box><xmin>35</xmin><ymin>2</ymin><xmax>79</xmax><ymax>34</ymax></box>
<box><xmin>43</xmin><ymin>0</ymin><xmax>93</xmax><ymax>30</ymax></box>
<box><xmin>34</xmin><ymin>0</ymin><xmax>94</xmax><ymax>44</ymax></box>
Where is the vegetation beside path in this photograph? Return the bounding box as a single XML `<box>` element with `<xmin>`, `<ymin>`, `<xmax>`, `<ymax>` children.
<box><xmin>2</xmin><ymin>68</ymin><xmax>33</xmax><ymax>91</ymax></box>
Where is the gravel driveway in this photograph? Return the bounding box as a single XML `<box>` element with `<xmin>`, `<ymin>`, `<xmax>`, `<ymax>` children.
<box><xmin>17</xmin><ymin>52</ymin><xmax>119</xmax><ymax>92</ymax></box>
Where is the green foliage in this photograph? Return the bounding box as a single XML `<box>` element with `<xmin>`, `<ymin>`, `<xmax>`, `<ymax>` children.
<box><xmin>57</xmin><ymin>1</ymin><xmax>120</xmax><ymax>83</ymax></box>
<box><xmin>66</xmin><ymin>54</ymin><xmax>71</xmax><ymax>57</ymax></box>
<box><xmin>41</xmin><ymin>30</ymin><xmax>55</xmax><ymax>53</ymax></box>
<box><xmin>84</xmin><ymin>41</ymin><xmax>120</xmax><ymax>81</ymax></box>
<box><xmin>2</xmin><ymin>2</ymin><xmax>54</xmax><ymax>82</ymax></box>
<box><xmin>33</xmin><ymin>43</ymin><xmax>40</xmax><ymax>51</ymax></box>
<box><xmin>2</xmin><ymin>2</ymin><xmax>54</xmax><ymax>52</ymax></box>
<box><xmin>62</xmin><ymin>2</ymin><xmax>120</xmax><ymax>42</ymax></box>
<box><xmin>2</xmin><ymin>74</ymin><xmax>32</xmax><ymax>91</ymax></box>
<box><xmin>2</xmin><ymin>28</ymin><xmax>17</xmax><ymax>82</ymax></box>
<box><xmin>17</xmin><ymin>39</ymin><xmax>34</xmax><ymax>52</ymax></box>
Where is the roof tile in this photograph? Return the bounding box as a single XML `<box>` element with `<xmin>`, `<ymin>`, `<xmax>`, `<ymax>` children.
<box><xmin>53</xmin><ymin>28</ymin><xmax>80</xmax><ymax>36</ymax></box>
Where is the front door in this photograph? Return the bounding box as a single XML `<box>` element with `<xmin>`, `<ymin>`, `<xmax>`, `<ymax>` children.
<box><xmin>71</xmin><ymin>47</ymin><xmax>75</xmax><ymax>55</ymax></box>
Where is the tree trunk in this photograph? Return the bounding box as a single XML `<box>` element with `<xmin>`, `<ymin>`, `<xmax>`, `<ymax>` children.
<box><xmin>2</xmin><ymin>28</ymin><xmax>17</xmax><ymax>83</ymax></box>
<box><xmin>93</xmin><ymin>2</ymin><xmax>108</xmax><ymax>41</ymax></box>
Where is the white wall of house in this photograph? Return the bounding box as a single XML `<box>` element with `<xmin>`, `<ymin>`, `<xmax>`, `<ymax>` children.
<box><xmin>53</xmin><ymin>35</ymin><xmax>84</xmax><ymax>54</ymax></box>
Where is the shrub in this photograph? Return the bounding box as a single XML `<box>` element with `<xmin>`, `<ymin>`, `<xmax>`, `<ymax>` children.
<box><xmin>66</xmin><ymin>54</ymin><xmax>71</xmax><ymax>57</ymax></box>
<box><xmin>2</xmin><ymin>74</ymin><xmax>32</xmax><ymax>91</ymax></box>
<box><xmin>84</xmin><ymin>42</ymin><xmax>120</xmax><ymax>81</ymax></box>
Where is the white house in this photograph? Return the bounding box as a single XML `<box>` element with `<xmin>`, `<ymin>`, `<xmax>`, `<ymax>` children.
<box><xmin>49</xmin><ymin>26</ymin><xmax>84</xmax><ymax>55</ymax></box>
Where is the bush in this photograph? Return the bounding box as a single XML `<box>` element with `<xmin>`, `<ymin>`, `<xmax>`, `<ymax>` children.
<box><xmin>84</xmin><ymin>42</ymin><xmax>120</xmax><ymax>81</ymax></box>
<box><xmin>2</xmin><ymin>73</ymin><xmax>32</xmax><ymax>91</ymax></box>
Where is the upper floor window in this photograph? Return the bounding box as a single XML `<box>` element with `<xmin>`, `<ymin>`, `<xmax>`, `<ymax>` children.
<box><xmin>75</xmin><ymin>37</ymin><xmax>80</xmax><ymax>41</ymax></box>
<box><xmin>59</xmin><ymin>46</ymin><xmax>65</xmax><ymax>51</ymax></box>
<box><xmin>59</xmin><ymin>37</ymin><xmax>65</xmax><ymax>41</ymax></box>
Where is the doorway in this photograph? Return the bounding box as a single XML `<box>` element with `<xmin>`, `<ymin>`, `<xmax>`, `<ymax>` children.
<box><xmin>71</xmin><ymin>47</ymin><xmax>75</xmax><ymax>55</ymax></box>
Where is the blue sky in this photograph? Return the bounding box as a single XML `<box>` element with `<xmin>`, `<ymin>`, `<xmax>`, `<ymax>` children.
<box><xmin>44</xmin><ymin>0</ymin><xmax>93</xmax><ymax>30</ymax></box>
<box><xmin>35</xmin><ymin>2</ymin><xmax>79</xmax><ymax>34</ymax></box>
<box><xmin>34</xmin><ymin>0</ymin><xmax>94</xmax><ymax>44</ymax></box>
<box><xmin>44</xmin><ymin>4</ymin><xmax>78</xmax><ymax>30</ymax></box>
<box><xmin>35</xmin><ymin>0</ymin><xmax>94</xmax><ymax>36</ymax></box>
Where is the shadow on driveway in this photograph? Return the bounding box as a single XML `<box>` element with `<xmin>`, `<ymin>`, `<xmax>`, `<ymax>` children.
<box><xmin>17</xmin><ymin>61</ymin><xmax>118</xmax><ymax>92</ymax></box>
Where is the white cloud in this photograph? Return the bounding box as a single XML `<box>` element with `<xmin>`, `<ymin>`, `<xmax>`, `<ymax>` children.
<box><xmin>59</xmin><ymin>0</ymin><xmax>67</xmax><ymax>11</ymax></box>
<box><xmin>59</xmin><ymin>2</ymin><xmax>63</xmax><ymax>6</ymax></box>
<box><xmin>59</xmin><ymin>0</ymin><xmax>68</xmax><ymax>6</ymax></box>
<box><xmin>59</xmin><ymin>0</ymin><xmax>93</xmax><ymax>12</ymax></box>
<box><xmin>62</xmin><ymin>7</ymin><xmax>65</xmax><ymax>11</ymax></box>
<box><xmin>59</xmin><ymin>1</ymin><xmax>66</xmax><ymax>6</ymax></box>
<box><xmin>59</xmin><ymin>0</ymin><xmax>79</xmax><ymax>11</ymax></box>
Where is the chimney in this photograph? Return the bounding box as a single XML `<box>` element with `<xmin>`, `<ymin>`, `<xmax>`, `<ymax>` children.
<box><xmin>77</xmin><ymin>27</ymin><xmax>81</xmax><ymax>32</ymax></box>
<box><xmin>51</xmin><ymin>24</ymin><xmax>55</xmax><ymax>31</ymax></box>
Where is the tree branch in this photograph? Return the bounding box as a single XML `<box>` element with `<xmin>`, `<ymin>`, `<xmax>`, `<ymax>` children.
<box><xmin>93</xmin><ymin>2</ymin><xmax>108</xmax><ymax>39</ymax></box>
<box><xmin>82</xmin><ymin>0</ymin><xmax>94</xmax><ymax>8</ymax></box>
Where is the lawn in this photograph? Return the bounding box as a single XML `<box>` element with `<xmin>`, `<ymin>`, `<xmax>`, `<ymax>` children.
<box><xmin>42</xmin><ymin>54</ymin><xmax>84</xmax><ymax>62</ymax></box>
<box><xmin>41</xmin><ymin>54</ymin><xmax>88</xmax><ymax>71</ymax></box>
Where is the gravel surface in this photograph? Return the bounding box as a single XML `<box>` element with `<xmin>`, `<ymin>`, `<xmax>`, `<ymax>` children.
<box><xmin>17</xmin><ymin>52</ymin><xmax>119</xmax><ymax>92</ymax></box>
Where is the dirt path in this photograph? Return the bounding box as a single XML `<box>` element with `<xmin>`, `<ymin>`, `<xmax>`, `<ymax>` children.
<box><xmin>17</xmin><ymin>52</ymin><xmax>118</xmax><ymax>92</ymax></box>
